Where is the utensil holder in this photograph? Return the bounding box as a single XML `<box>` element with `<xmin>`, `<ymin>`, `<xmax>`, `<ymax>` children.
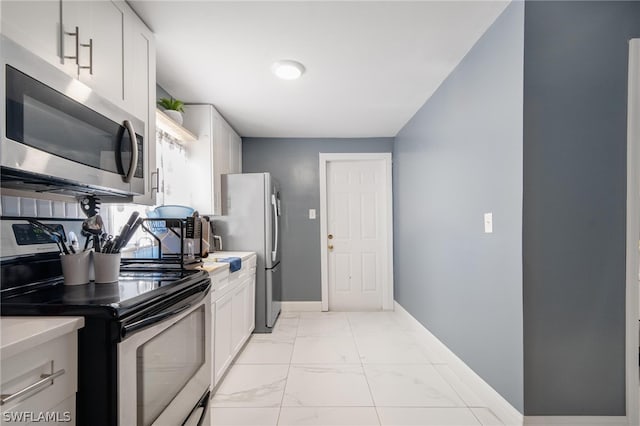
<box><xmin>60</xmin><ymin>251</ymin><xmax>91</xmax><ymax>285</ymax></box>
<box><xmin>93</xmin><ymin>252</ymin><xmax>121</xmax><ymax>283</ymax></box>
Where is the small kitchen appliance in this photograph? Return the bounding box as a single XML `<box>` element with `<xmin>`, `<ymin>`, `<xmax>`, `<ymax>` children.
<box><xmin>0</xmin><ymin>35</ymin><xmax>145</xmax><ymax>198</ymax></box>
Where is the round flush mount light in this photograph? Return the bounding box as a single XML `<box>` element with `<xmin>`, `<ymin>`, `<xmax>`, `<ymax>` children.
<box><xmin>271</xmin><ymin>60</ymin><xmax>305</xmax><ymax>80</ymax></box>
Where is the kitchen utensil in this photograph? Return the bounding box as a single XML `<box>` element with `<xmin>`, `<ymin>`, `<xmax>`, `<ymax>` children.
<box><xmin>112</xmin><ymin>224</ymin><xmax>130</xmax><ymax>253</ymax></box>
<box><xmin>125</xmin><ymin>211</ymin><xmax>140</xmax><ymax>228</ymax></box>
<box><xmin>82</xmin><ymin>214</ymin><xmax>104</xmax><ymax>252</ymax></box>
<box><xmin>118</xmin><ymin>217</ymin><xmax>143</xmax><ymax>252</ymax></box>
<box><xmin>79</xmin><ymin>195</ymin><xmax>101</xmax><ymax>218</ymax></box>
<box><xmin>67</xmin><ymin>231</ymin><xmax>79</xmax><ymax>254</ymax></box>
<box><xmin>27</xmin><ymin>219</ymin><xmax>70</xmax><ymax>255</ymax></box>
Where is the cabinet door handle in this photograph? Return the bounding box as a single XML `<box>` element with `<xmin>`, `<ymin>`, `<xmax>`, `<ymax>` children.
<box><xmin>63</xmin><ymin>26</ymin><xmax>80</xmax><ymax>67</ymax></box>
<box><xmin>0</xmin><ymin>367</ymin><xmax>65</xmax><ymax>406</ymax></box>
<box><xmin>151</xmin><ymin>168</ymin><xmax>160</xmax><ymax>192</ymax></box>
<box><xmin>79</xmin><ymin>38</ymin><xmax>93</xmax><ymax>75</ymax></box>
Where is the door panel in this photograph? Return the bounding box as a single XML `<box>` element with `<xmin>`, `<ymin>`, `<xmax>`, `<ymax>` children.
<box><xmin>327</xmin><ymin>160</ymin><xmax>387</xmax><ymax>311</ymax></box>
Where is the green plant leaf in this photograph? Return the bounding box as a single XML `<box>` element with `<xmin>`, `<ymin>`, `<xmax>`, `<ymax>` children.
<box><xmin>157</xmin><ymin>97</ymin><xmax>185</xmax><ymax>112</ymax></box>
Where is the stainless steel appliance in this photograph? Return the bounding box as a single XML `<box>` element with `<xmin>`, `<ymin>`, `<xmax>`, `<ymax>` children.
<box><xmin>216</xmin><ymin>172</ymin><xmax>282</xmax><ymax>332</ymax></box>
<box><xmin>0</xmin><ymin>36</ymin><xmax>145</xmax><ymax>198</ymax></box>
<box><xmin>0</xmin><ymin>218</ymin><xmax>211</xmax><ymax>426</ymax></box>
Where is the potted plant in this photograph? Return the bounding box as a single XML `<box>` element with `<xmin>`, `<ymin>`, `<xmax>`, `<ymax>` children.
<box><xmin>157</xmin><ymin>97</ymin><xmax>185</xmax><ymax>125</ymax></box>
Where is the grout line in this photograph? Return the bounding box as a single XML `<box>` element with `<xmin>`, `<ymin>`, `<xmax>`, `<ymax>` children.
<box><xmin>347</xmin><ymin>312</ymin><xmax>383</xmax><ymax>426</ymax></box>
<box><xmin>275</xmin><ymin>312</ymin><xmax>299</xmax><ymax>426</ymax></box>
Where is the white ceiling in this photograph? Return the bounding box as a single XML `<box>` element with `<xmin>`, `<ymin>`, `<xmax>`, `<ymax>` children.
<box><xmin>129</xmin><ymin>1</ymin><xmax>509</xmax><ymax>138</ymax></box>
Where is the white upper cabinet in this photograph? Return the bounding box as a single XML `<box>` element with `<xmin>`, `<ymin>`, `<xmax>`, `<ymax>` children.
<box><xmin>60</xmin><ymin>0</ymin><xmax>126</xmax><ymax>108</ymax></box>
<box><xmin>1</xmin><ymin>0</ymin><xmax>150</xmax><ymax>117</ymax></box>
<box><xmin>128</xmin><ymin>11</ymin><xmax>157</xmax><ymax>206</ymax></box>
<box><xmin>1</xmin><ymin>1</ymin><xmax>73</xmax><ymax>75</ymax></box>
<box><xmin>1</xmin><ymin>0</ymin><xmax>158</xmax><ymax>205</ymax></box>
<box><xmin>183</xmin><ymin>105</ymin><xmax>242</xmax><ymax>215</ymax></box>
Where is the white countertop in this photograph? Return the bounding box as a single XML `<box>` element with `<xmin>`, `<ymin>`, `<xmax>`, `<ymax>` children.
<box><xmin>1</xmin><ymin>317</ymin><xmax>84</xmax><ymax>359</ymax></box>
<box><xmin>208</xmin><ymin>251</ymin><xmax>256</xmax><ymax>261</ymax></box>
<box><xmin>199</xmin><ymin>251</ymin><xmax>256</xmax><ymax>274</ymax></box>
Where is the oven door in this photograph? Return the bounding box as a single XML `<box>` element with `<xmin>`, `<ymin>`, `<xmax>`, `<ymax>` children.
<box><xmin>118</xmin><ymin>291</ymin><xmax>211</xmax><ymax>426</ymax></box>
<box><xmin>0</xmin><ymin>35</ymin><xmax>144</xmax><ymax>197</ymax></box>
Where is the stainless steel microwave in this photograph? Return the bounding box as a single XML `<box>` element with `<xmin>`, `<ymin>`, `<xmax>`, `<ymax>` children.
<box><xmin>1</xmin><ymin>36</ymin><xmax>145</xmax><ymax>198</ymax></box>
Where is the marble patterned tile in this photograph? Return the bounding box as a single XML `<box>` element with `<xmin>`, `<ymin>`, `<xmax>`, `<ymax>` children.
<box><xmin>211</xmin><ymin>364</ymin><xmax>289</xmax><ymax>407</ymax></box>
<box><xmin>283</xmin><ymin>364</ymin><xmax>373</xmax><ymax>407</ymax></box>
<box><xmin>210</xmin><ymin>407</ymin><xmax>279</xmax><ymax>425</ymax></box>
<box><xmin>279</xmin><ymin>311</ymin><xmax>301</xmax><ymax>319</ymax></box>
<box><xmin>291</xmin><ymin>336</ymin><xmax>360</xmax><ymax>364</ymax></box>
<box><xmin>347</xmin><ymin>312</ymin><xmax>413</xmax><ymax>335</ymax></box>
<box><xmin>297</xmin><ymin>317</ymin><xmax>352</xmax><ymax>337</ymax></box>
<box><xmin>299</xmin><ymin>311</ymin><xmax>348</xmax><ymax>320</ymax></box>
<box><xmin>278</xmin><ymin>407</ymin><xmax>380</xmax><ymax>426</ymax></box>
<box><xmin>364</xmin><ymin>364</ymin><xmax>465</xmax><ymax>407</ymax></box>
<box><xmin>354</xmin><ymin>333</ymin><xmax>431</xmax><ymax>364</ymax></box>
<box><xmin>234</xmin><ymin>336</ymin><xmax>294</xmax><ymax>364</ymax></box>
<box><xmin>469</xmin><ymin>407</ymin><xmax>504</xmax><ymax>425</ymax></box>
<box><xmin>377</xmin><ymin>407</ymin><xmax>481</xmax><ymax>426</ymax></box>
<box><xmin>263</xmin><ymin>318</ymin><xmax>298</xmax><ymax>341</ymax></box>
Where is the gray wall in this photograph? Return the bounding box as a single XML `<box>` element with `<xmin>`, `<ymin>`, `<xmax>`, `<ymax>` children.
<box><xmin>242</xmin><ymin>138</ymin><xmax>394</xmax><ymax>301</ymax></box>
<box><xmin>393</xmin><ymin>3</ymin><xmax>525</xmax><ymax>411</ymax></box>
<box><xmin>523</xmin><ymin>1</ymin><xmax>640</xmax><ymax>415</ymax></box>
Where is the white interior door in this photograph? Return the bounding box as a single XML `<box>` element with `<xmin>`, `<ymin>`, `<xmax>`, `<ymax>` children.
<box><xmin>325</xmin><ymin>158</ymin><xmax>390</xmax><ymax>311</ymax></box>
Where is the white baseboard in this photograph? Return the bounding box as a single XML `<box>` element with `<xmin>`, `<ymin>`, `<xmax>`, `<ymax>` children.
<box><xmin>524</xmin><ymin>416</ymin><xmax>627</xmax><ymax>425</ymax></box>
<box><xmin>394</xmin><ymin>301</ymin><xmax>524</xmax><ymax>426</ymax></box>
<box><xmin>281</xmin><ymin>301</ymin><xmax>322</xmax><ymax>312</ymax></box>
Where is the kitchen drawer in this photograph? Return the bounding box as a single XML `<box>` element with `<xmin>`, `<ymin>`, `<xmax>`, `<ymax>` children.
<box><xmin>1</xmin><ymin>332</ymin><xmax>77</xmax><ymax>424</ymax></box>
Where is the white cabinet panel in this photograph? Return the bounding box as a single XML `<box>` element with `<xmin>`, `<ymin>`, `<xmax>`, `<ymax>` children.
<box><xmin>78</xmin><ymin>0</ymin><xmax>126</xmax><ymax>107</ymax></box>
<box><xmin>129</xmin><ymin>11</ymin><xmax>157</xmax><ymax>206</ymax></box>
<box><xmin>183</xmin><ymin>105</ymin><xmax>241</xmax><ymax>215</ymax></box>
<box><xmin>0</xmin><ymin>1</ymin><xmax>73</xmax><ymax>76</ymax></box>
<box><xmin>246</xmin><ymin>270</ymin><xmax>256</xmax><ymax>335</ymax></box>
<box><xmin>214</xmin><ymin>292</ymin><xmax>233</xmax><ymax>385</ymax></box>
<box><xmin>231</xmin><ymin>283</ymin><xmax>246</xmax><ymax>354</ymax></box>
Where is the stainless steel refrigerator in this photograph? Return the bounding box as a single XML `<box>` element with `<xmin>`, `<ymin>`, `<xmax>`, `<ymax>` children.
<box><xmin>216</xmin><ymin>172</ymin><xmax>281</xmax><ymax>332</ymax></box>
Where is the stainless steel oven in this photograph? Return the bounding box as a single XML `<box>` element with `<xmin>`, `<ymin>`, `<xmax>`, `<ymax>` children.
<box><xmin>118</xmin><ymin>292</ymin><xmax>211</xmax><ymax>426</ymax></box>
<box><xmin>0</xmin><ymin>35</ymin><xmax>144</xmax><ymax>198</ymax></box>
<box><xmin>0</xmin><ymin>218</ymin><xmax>212</xmax><ymax>426</ymax></box>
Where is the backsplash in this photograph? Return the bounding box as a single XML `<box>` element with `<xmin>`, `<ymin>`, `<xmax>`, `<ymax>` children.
<box><xmin>1</xmin><ymin>195</ymin><xmax>83</xmax><ymax>219</ymax></box>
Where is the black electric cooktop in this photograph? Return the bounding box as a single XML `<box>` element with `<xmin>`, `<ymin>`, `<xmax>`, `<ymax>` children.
<box><xmin>1</xmin><ymin>269</ymin><xmax>209</xmax><ymax>319</ymax></box>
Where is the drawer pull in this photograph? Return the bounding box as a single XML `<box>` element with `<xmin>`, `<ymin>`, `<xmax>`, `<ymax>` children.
<box><xmin>1</xmin><ymin>367</ymin><xmax>65</xmax><ymax>405</ymax></box>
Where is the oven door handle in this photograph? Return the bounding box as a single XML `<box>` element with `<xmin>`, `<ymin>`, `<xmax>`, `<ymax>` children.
<box><xmin>182</xmin><ymin>390</ymin><xmax>210</xmax><ymax>426</ymax></box>
<box><xmin>121</xmin><ymin>303</ymin><xmax>192</xmax><ymax>338</ymax></box>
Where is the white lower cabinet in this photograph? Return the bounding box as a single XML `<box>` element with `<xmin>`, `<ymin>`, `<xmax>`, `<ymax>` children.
<box><xmin>209</xmin><ymin>254</ymin><xmax>256</xmax><ymax>389</ymax></box>
<box><xmin>1</xmin><ymin>318</ymin><xmax>83</xmax><ymax>426</ymax></box>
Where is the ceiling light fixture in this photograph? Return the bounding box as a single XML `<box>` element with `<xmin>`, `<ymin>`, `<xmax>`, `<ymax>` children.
<box><xmin>271</xmin><ymin>60</ymin><xmax>305</xmax><ymax>80</ymax></box>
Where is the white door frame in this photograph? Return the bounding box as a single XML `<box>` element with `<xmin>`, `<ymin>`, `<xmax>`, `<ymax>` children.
<box><xmin>319</xmin><ymin>153</ymin><xmax>394</xmax><ymax>312</ymax></box>
<box><xmin>626</xmin><ymin>38</ymin><xmax>640</xmax><ymax>426</ymax></box>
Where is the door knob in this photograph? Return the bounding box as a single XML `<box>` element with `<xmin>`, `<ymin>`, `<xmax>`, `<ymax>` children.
<box><xmin>328</xmin><ymin>245</ymin><xmax>334</xmax><ymax>250</ymax></box>
<box><xmin>328</xmin><ymin>234</ymin><xmax>334</xmax><ymax>240</ymax></box>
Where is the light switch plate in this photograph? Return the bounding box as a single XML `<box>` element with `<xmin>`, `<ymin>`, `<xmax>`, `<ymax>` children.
<box><xmin>309</xmin><ymin>209</ymin><xmax>316</xmax><ymax>219</ymax></box>
<box><xmin>484</xmin><ymin>212</ymin><xmax>493</xmax><ymax>233</ymax></box>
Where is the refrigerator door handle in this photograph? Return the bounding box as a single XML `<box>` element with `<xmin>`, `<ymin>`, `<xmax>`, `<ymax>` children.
<box><xmin>271</xmin><ymin>194</ymin><xmax>278</xmax><ymax>262</ymax></box>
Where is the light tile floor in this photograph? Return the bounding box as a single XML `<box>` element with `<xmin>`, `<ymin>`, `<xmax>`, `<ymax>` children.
<box><xmin>211</xmin><ymin>311</ymin><xmax>505</xmax><ymax>426</ymax></box>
